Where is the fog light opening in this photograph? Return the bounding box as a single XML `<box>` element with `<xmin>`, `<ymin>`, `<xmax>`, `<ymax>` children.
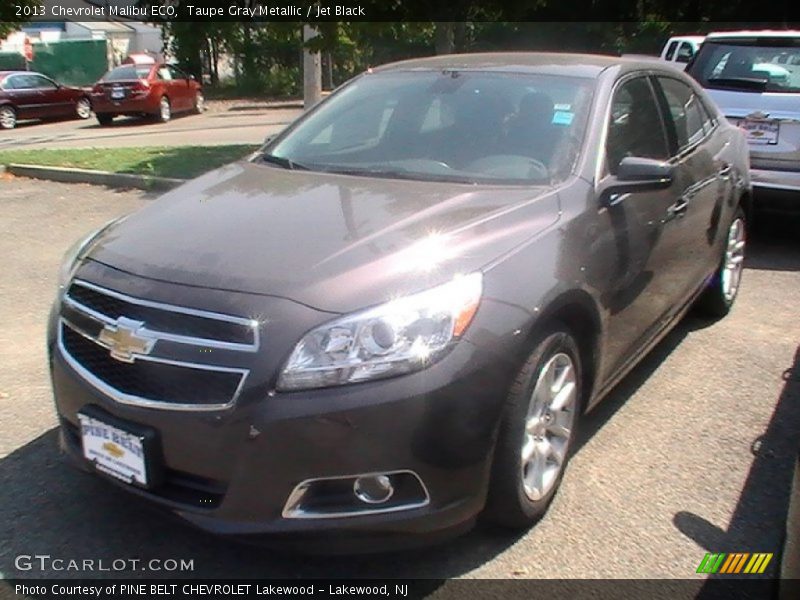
<box><xmin>353</xmin><ymin>474</ymin><xmax>394</xmax><ymax>504</ymax></box>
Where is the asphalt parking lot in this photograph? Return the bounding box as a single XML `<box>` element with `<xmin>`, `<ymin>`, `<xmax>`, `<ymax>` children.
<box><xmin>0</xmin><ymin>177</ymin><xmax>798</xmax><ymax>589</ymax></box>
<box><xmin>0</xmin><ymin>100</ymin><xmax>303</xmax><ymax>150</ymax></box>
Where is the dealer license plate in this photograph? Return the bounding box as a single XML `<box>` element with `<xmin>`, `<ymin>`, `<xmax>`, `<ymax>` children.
<box><xmin>741</xmin><ymin>119</ymin><xmax>779</xmax><ymax>145</ymax></box>
<box><xmin>78</xmin><ymin>414</ymin><xmax>148</xmax><ymax>486</ymax></box>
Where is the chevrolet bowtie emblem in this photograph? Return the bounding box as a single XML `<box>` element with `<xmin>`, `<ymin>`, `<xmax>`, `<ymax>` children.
<box><xmin>98</xmin><ymin>317</ymin><xmax>154</xmax><ymax>363</ymax></box>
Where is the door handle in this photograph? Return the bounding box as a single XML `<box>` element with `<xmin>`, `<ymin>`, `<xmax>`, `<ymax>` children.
<box><xmin>719</xmin><ymin>163</ymin><xmax>733</xmax><ymax>179</ymax></box>
<box><xmin>667</xmin><ymin>198</ymin><xmax>689</xmax><ymax>219</ymax></box>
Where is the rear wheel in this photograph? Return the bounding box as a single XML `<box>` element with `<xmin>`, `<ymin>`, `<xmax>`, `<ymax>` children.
<box><xmin>96</xmin><ymin>113</ymin><xmax>114</xmax><ymax>126</ymax></box>
<box><xmin>75</xmin><ymin>97</ymin><xmax>92</xmax><ymax>120</ymax></box>
<box><xmin>483</xmin><ymin>326</ymin><xmax>583</xmax><ymax>528</ymax></box>
<box><xmin>157</xmin><ymin>96</ymin><xmax>171</xmax><ymax>123</ymax></box>
<box><xmin>695</xmin><ymin>208</ymin><xmax>746</xmax><ymax>318</ymax></box>
<box><xmin>0</xmin><ymin>105</ymin><xmax>16</xmax><ymax>129</ymax></box>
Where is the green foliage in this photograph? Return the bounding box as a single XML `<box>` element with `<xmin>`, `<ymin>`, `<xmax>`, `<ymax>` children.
<box><xmin>0</xmin><ymin>145</ymin><xmax>259</xmax><ymax>180</ymax></box>
<box><xmin>0</xmin><ymin>0</ymin><xmax>42</xmax><ymax>38</ymax></box>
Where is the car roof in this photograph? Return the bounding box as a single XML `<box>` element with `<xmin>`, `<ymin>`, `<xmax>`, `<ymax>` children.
<box><xmin>668</xmin><ymin>35</ymin><xmax>706</xmax><ymax>43</ymax></box>
<box><xmin>705</xmin><ymin>30</ymin><xmax>800</xmax><ymax>40</ymax></box>
<box><xmin>372</xmin><ymin>52</ymin><xmax>636</xmax><ymax>79</ymax></box>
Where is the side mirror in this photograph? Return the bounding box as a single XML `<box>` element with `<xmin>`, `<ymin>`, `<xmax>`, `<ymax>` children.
<box><xmin>600</xmin><ymin>156</ymin><xmax>674</xmax><ymax>204</ymax></box>
<box><xmin>617</xmin><ymin>156</ymin><xmax>673</xmax><ymax>183</ymax></box>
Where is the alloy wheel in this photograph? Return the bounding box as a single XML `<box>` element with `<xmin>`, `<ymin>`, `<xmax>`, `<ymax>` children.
<box><xmin>721</xmin><ymin>217</ymin><xmax>745</xmax><ymax>303</ymax></box>
<box><xmin>521</xmin><ymin>352</ymin><xmax>577</xmax><ymax>501</ymax></box>
<box><xmin>76</xmin><ymin>98</ymin><xmax>92</xmax><ymax>119</ymax></box>
<box><xmin>195</xmin><ymin>92</ymin><xmax>205</xmax><ymax>113</ymax></box>
<box><xmin>160</xmin><ymin>97</ymin><xmax>171</xmax><ymax>122</ymax></box>
<box><xmin>0</xmin><ymin>106</ymin><xmax>16</xmax><ymax>129</ymax></box>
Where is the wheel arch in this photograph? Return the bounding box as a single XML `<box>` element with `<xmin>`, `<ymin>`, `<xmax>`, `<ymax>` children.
<box><xmin>523</xmin><ymin>289</ymin><xmax>603</xmax><ymax>413</ymax></box>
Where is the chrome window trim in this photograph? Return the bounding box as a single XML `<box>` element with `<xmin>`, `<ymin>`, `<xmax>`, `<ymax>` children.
<box><xmin>281</xmin><ymin>470</ymin><xmax>430</xmax><ymax>519</ymax></box>
<box><xmin>66</xmin><ymin>279</ymin><xmax>260</xmax><ymax>352</ymax></box>
<box><xmin>58</xmin><ymin>319</ymin><xmax>248</xmax><ymax>412</ymax></box>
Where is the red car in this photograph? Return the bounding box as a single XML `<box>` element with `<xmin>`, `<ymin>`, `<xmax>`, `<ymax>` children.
<box><xmin>0</xmin><ymin>71</ymin><xmax>92</xmax><ymax>129</ymax></box>
<box><xmin>90</xmin><ymin>61</ymin><xmax>204</xmax><ymax>125</ymax></box>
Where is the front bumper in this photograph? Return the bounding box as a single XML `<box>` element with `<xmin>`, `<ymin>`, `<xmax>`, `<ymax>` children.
<box><xmin>48</xmin><ymin>269</ymin><xmax>518</xmax><ymax>548</ymax></box>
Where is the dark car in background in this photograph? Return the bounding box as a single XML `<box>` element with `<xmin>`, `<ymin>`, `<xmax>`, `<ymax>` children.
<box><xmin>49</xmin><ymin>53</ymin><xmax>750</xmax><ymax>550</ymax></box>
<box><xmin>686</xmin><ymin>30</ymin><xmax>800</xmax><ymax>216</ymax></box>
<box><xmin>0</xmin><ymin>71</ymin><xmax>92</xmax><ymax>130</ymax></box>
<box><xmin>90</xmin><ymin>56</ymin><xmax>204</xmax><ymax>126</ymax></box>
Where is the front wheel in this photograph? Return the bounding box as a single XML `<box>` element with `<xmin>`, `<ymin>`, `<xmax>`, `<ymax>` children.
<box><xmin>695</xmin><ymin>208</ymin><xmax>746</xmax><ymax>318</ymax></box>
<box><xmin>483</xmin><ymin>327</ymin><xmax>583</xmax><ymax>528</ymax></box>
<box><xmin>193</xmin><ymin>91</ymin><xmax>205</xmax><ymax>114</ymax></box>
<box><xmin>157</xmin><ymin>96</ymin><xmax>171</xmax><ymax>123</ymax></box>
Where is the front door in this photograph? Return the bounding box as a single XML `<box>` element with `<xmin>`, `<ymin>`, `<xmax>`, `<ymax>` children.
<box><xmin>597</xmin><ymin>75</ymin><xmax>687</xmax><ymax>381</ymax></box>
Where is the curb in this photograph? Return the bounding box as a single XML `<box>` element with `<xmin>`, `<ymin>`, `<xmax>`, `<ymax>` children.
<box><xmin>5</xmin><ymin>164</ymin><xmax>185</xmax><ymax>192</ymax></box>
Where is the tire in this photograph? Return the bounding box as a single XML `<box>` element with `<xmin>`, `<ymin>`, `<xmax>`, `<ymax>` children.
<box><xmin>483</xmin><ymin>326</ymin><xmax>583</xmax><ymax>529</ymax></box>
<box><xmin>75</xmin><ymin>97</ymin><xmax>92</xmax><ymax>120</ymax></box>
<box><xmin>193</xmin><ymin>91</ymin><xmax>205</xmax><ymax>114</ymax></box>
<box><xmin>96</xmin><ymin>114</ymin><xmax>114</xmax><ymax>126</ymax></box>
<box><xmin>695</xmin><ymin>208</ymin><xmax>746</xmax><ymax>318</ymax></box>
<box><xmin>157</xmin><ymin>96</ymin><xmax>171</xmax><ymax>123</ymax></box>
<box><xmin>0</xmin><ymin>105</ymin><xmax>16</xmax><ymax>130</ymax></box>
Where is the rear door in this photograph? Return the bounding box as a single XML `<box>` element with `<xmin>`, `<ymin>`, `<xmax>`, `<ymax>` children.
<box><xmin>599</xmin><ymin>74</ymin><xmax>687</xmax><ymax>379</ymax></box>
<box><xmin>652</xmin><ymin>74</ymin><xmax>727</xmax><ymax>300</ymax></box>
<box><xmin>3</xmin><ymin>74</ymin><xmax>42</xmax><ymax>119</ymax></box>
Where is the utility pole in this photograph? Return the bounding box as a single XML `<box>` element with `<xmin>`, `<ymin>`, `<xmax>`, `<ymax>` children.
<box><xmin>303</xmin><ymin>25</ymin><xmax>322</xmax><ymax>110</ymax></box>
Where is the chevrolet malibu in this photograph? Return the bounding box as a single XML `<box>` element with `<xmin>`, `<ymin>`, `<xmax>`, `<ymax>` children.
<box><xmin>49</xmin><ymin>54</ymin><xmax>751</xmax><ymax>550</ymax></box>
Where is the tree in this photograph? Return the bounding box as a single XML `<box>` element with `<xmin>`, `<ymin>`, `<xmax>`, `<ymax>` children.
<box><xmin>0</xmin><ymin>0</ymin><xmax>42</xmax><ymax>39</ymax></box>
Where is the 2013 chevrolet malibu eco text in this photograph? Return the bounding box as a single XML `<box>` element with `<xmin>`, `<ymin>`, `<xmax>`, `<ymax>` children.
<box><xmin>48</xmin><ymin>53</ymin><xmax>751</xmax><ymax>551</ymax></box>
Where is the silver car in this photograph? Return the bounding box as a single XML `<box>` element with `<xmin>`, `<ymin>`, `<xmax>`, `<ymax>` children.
<box><xmin>687</xmin><ymin>30</ymin><xmax>800</xmax><ymax>215</ymax></box>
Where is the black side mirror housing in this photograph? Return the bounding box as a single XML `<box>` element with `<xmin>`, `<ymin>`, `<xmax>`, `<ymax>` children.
<box><xmin>600</xmin><ymin>156</ymin><xmax>674</xmax><ymax>204</ymax></box>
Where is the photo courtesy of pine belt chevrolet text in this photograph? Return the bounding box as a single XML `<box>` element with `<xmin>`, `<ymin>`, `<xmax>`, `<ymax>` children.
<box><xmin>48</xmin><ymin>53</ymin><xmax>752</xmax><ymax>551</ymax></box>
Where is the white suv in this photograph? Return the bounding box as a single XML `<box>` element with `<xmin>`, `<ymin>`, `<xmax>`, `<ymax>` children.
<box><xmin>687</xmin><ymin>30</ymin><xmax>800</xmax><ymax>215</ymax></box>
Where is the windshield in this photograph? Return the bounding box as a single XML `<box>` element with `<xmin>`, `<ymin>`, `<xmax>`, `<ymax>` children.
<box><xmin>689</xmin><ymin>39</ymin><xmax>800</xmax><ymax>93</ymax></box>
<box><xmin>102</xmin><ymin>65</ymin><xmax>152</xmax><ymax>82</ymax></box>
<box><xmin>265</xmin><ymin>70</ymin><xmax>595</xmax><ymax>184</ymax></box>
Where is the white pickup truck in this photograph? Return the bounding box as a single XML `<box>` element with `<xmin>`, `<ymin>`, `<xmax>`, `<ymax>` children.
<box><xmin>660</xmin><ymin>35</ymin><xmax>705</xmax><ymax>68</ymax></box>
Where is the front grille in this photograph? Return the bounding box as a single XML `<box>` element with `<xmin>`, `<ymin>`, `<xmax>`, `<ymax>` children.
<box><xmin>61</xmin><ymin>324</ymin><xmax>243</xmax><ymax>406</ymax></box>
<box><xmin>67</xmin><ymin>282</ymin><xmax>255</xmax><ymax>346</ymax></box>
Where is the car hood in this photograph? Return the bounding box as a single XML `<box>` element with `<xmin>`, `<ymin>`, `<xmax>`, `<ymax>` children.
<box><xmin>87</xmin><ymin>162</ymin><xmax>559</xmax><ymax>313</ymax></box>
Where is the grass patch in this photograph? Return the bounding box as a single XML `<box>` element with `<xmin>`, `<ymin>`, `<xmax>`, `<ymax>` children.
<box><xmin>0</xmin><ymin>145</ymin><xmax>260</xmax><ymax>180</ymax></box>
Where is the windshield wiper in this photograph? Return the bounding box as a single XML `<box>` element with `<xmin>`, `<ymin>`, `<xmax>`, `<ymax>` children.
<box><xmin>258</xmin><ymin>153</ymin><xmax>310</xmax><ymax>171</ymax></box>
<box><xmin>707</xmin><ymin>77</ymin><xmax>768</xmax><ymax>92</ymax></box>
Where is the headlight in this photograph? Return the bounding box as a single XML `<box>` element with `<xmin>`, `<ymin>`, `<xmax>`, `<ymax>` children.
<box><xmin>277</xmin><ymin>273</ymin><xmax>483</xmax><ymax>391</ymax></box>
<box><xmin>57</xmin><ymin>216</ymin><xmax>126</xmax><ymax>293</ymax></box>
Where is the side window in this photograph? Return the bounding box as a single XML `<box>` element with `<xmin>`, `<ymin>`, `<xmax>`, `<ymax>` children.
<box><xmin>656</xmin><ymin>76</ymin><xmax>706</xmax><ymax>152</ymax></box>
<box><xmin>698</xmin><ymin>98</ymin><xmax>716</xmax><ymax>136</ymax></box>
<box><xmin>665</xmin><ymin>41</ymin><xmax>679</xmax><ymax>61</ymax></box>
<box><xmin>9</xmin><ymin>75</ymin><xmax>35</xmax><ymax>89</ymax></box>
<box><xmin>606</xmin><ymin>77</ymin><xmax>669</xmax><ymax>175</ymax></box>
<box><xmin>29</xmin><ymin>75</ymin><xmax>57</xmax><ymax>90</ymax></box>
<box><xmin>168</xmin><ymin>66</ymin><xmax>186</xmax><ymax>81</ymax></box>
<box><xmin>676</xmin><ymin>42</ymin><xmax>695</xmax><ymax>63</ymax></box>
<box><xmin>157</xmin><ymin>67</ymin><xmax>173</xmax><ymax>81</ymax></box>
